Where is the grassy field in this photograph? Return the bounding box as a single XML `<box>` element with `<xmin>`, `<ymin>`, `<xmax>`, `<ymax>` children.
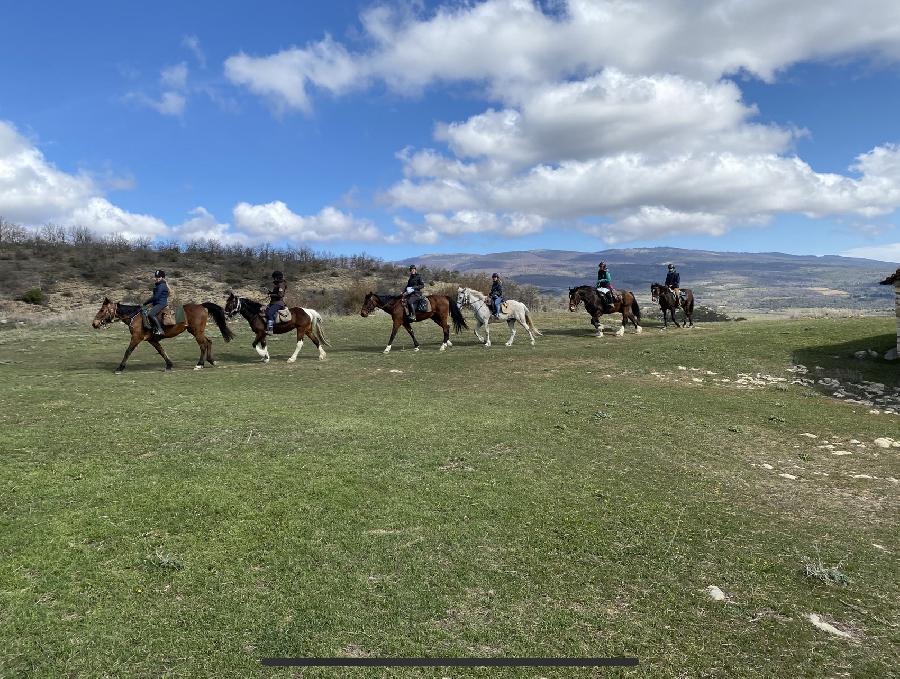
<box><xmin>1</xmin><ymin>311</ymin><xmax>898</xmax><ymax>677</ymax></box>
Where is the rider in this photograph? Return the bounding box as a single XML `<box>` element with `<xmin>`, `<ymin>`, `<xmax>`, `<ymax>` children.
<box><xmin>402</xmin><ymin>264</ymin><xmax>425</xmax><ymax>320</ymax></box>
<box><xmin>143</xmin><ymin>269</ymin><xmax>169</xmax><ymax>336</ymax></box>
<box><xmin>596</xmin><ymin>261</ymin><xmax>614</xmax><ymax>313</ymax></box>
<box><xmin>265</xmin><ymin>270</ymin><xmax>287</xmax><ymax>335</ymax></box>
<box><xmin>665</xmin><ymin>263</ymin><xmax>681</xmax><ymax>306</ymax></box>
<box><xmin>489</xmin><ymin>273</ymin><xmax>503</xmax><ymax>318</ymax></box>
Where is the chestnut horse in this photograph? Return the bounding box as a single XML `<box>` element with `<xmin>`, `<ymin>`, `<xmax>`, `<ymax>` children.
<box><xmin>359</xmin><ymin>292</ymin><xmax>467</xmax><ymax>353</ymax></box>
<box><xmin>651</xmin><ymin>283</ymin><xmax>695</xmax><ymax>328</ymax></box>
<box><xmin>92</xmin><ymin>298</ymin><xmax>233</xmax><ymax>373</ymax></box>
<box><xmin>224</xmin><ymin>293</ymin><xmax>330</xmax><ymax>363</ymax></box>
<box><xmin>568</xmin><ymin>285</ymin><xmax>642</xmax><ymax>337</ymax></box>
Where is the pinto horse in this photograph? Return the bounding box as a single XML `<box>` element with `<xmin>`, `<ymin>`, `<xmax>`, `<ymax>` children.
<box><xmin>568</xmin><ymin>285</ymin><xmax>642</xmax><ymax>337</ymax></box>
<box><xmin>359</xmin><ymin>292</ymin><xmax>467</xmax><ymax>353</ymax></box>
<box><xmin>651</xmin><ymin>283</ymin><xmax>695</xmax><ymax>328</ymax></box>
<box><xmin>91</xmin><ymin>298</ymin><xmax>233</xmax><ymax>373</ymax></box>
<box><xmin>224</xmin><ymin>293</ymin><xmax>330</xmax><ymax>363</ymax></box>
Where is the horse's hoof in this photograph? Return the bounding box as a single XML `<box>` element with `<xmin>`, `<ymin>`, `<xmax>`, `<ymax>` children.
<box><xmin>505</xmin><ymin>342</ymin><xmax>513</xmax><ymax>347</ymax></box>
<box><xmin>636</xmin><ymin>326</ymin><xmax>643</xmax><ymax>334</ymax></box>
<box><xmin>383</xmin><ymin>347</ymin><xmax>392</xmax><ymax>354</ymax></box>
<box><xmin>263</xmin><ymin>358</ymin><xmax>270</xmax><ymax>364</ymax></box>
<box><xmin>166</xmin><ymin>366</ymin><xmax>174</xmax><ymax>371</ymax></box>
<box><xmin>446</xmin><ymin>341</ymin><xmax>452</xmax><ymax>347</ymax></box>
<box><xmin>287</xmin><ymin>358</ymin><xmax>296</xmax><ymax>363</ymax></box>
<box><xmin>114</xmin><ymin>370</ymin><xmax>122</xmax><ymax>375</ymax></box>
<box><xmin>194</xmin><ymin>365</ymin><xmax>203</xmax><ymax>371</ymax></box>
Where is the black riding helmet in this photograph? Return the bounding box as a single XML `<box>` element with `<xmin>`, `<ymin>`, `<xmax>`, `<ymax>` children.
<box><xmin>668</xmin><ymin>263</ymin><xmax>676</xmax><ymax>270</ymax></box>
<box><xmin>154</xmin><ymin>269</ymin><xmax>165</xmax><ymax>278</ymax></box>
<box><xmin>409</xmin><ymin>264</ymin><xmax>417</xmax><ymax>271</ymax></box>
<box><xmin>272</xmin><ymin>270</ymin><xmax>284</xmax><ymax>281</ymax></box>
<box><xmin>598</xmin><ymin>261</ymin><xmax>607</xmax><ymax>269</ymax></box>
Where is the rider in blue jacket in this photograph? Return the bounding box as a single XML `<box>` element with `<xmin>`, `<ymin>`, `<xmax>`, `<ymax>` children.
<box><xmin>143</xmin><ymin>270</ymin><xmax>169</xmax><ymax>335</ymax></box>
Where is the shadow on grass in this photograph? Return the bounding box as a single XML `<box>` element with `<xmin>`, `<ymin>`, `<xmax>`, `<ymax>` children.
<box><xmin>791</xmin><ymin>331</ymin><xmax>899</xmax><ymax>389</ymax></box>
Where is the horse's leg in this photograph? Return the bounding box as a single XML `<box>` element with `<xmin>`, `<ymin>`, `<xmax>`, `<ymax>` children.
<box><xmin>505</xmin><ymin>318</ymin><xmax>516</xmax><ymax>346</ymax></box>
<box><xmin>482</xmin><ymin>313</ymin><xmax>491</xmax><ymax>347</ymax></box>
<box><xmin>403</xmin><ymin>321</ymin><xmax>421</xmax><ymax>352</ymax></box>
<box><xmin>473</xmin><ymin>315</ymin><xmax>487</xmax><ymax>345</ymax></box>
<box><xmin>306</xmin><ymin>322</ymin><xmax>326</xmax><ymax>361</ymax></box>
<box><xmin>384</xmin><ymin>318</ymin><xmax>401</xmax><ymax>353</ymax></box>
<box><xmin>287</xmin><ymin>324</ymin><xmax>304</xmax><ymax>363</ymax></box>
<box><xmin>433</xmin><ymin>313</ymin><xmax>452</xmax><ymax>350</ymax></box>
<box><xmin>615</xmin><ymin>308</ymin><xmax>626</xmax><ymax>336</ymax></box>
<box><xmin>253</xmin><ymin>333</ymin><xmax>270</xmax><ymax>362</ymax></box>
<box><xmin>189</xmin><ymin>329</ymin><xmax>207</xmax><ymax>370</ymax></box>
<box><xmin>518</xmin><ymin>311</ymin><xmax>536</xmax><ymax>345</ymax></box>
<box><xmin>114</xmin><ymin>336</ymin><xmax>142</xmax><ymax>373</ymax></box>
<box><xmin>593</xmin><ymin>314</ymin><xmax>603</xmax><ymax>337</ymax></box>
<box><xmin>148</xmin><ymin>338</ymin><xmax>174</xmax><ymax>371</ymax></box>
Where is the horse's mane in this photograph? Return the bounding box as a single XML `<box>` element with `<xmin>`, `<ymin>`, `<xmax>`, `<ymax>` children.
<box><xmin>463</xmin><ymin>287</ymin><xmax>486</xmax><ymax>300</ymax></box>
<box><xmin>570</xmin><ymin>284</ymin><xmax>596</xmax><ymax>295</ymax></box>
<box><xmin>238</xmin><ymin>296</ymin><xmax>263</xmax><ymax>313</ymax></box>
<box><xmin>117</xmin><ymin>302</ymin><xmax>141</xmax><ymax>316</ymax></box>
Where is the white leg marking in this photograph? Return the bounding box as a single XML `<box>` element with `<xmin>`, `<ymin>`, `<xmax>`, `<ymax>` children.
<box><xmin>194</xmin><ymin>365</ymin><xmax>203</xmax><ymax>371</ymax></box>
<box><xmin>439</xmin><ymin>342</ymin><xmax>447</xmax><ymax>351</ymax></box>
<box><xmin>636</xmin><ymin>325</ymin><xmax>643</xmax><ymax>334</ymax></box>
<box><xmin>616</xmin><ymin>326</ymin><xmax>625</xmax><ymax>337</ymax></box>
<box><xmin>318</xmin><ymin>346</ymin><xmax>326</xmax><ymax>360</ymax></box>
<box><xmin>288</xmin><ymin>340</ymin><xmax>303</xmax><ymax>363</ymax></box>
<box><xmin>384</xmin><ymin>344</ymin><xmax>392</xmax><ymax>354</ymax></box>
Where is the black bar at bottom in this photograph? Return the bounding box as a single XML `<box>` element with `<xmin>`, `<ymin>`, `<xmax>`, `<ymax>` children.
<box><xmin>261</xmin><ymin>657</ymin><xmax>638</xmax><ymax>667</ymax></box>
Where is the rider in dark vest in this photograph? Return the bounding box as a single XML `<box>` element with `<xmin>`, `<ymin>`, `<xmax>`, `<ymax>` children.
<box><xmin>489</xmin><ymin>273</ymin><xmax>503</xmax><ymax>318</ymax></box>
<box><xmin>403</xmin><ymin>264</ymin><xmax>425</xmax><ymax>320</ymax></box>
<box><xmin>596</xmin><ymin>262</ymin><xmax>614</xmax><ymax>312</ymax></box>
<box><xmin>143</xmin><ymin>269</ymin><xmax>169</xmax><ymax>335</ymax></box>
<box><xmin>665</xmin><ymin>264</ymin><xmax>681</xmax><ymax>307</ymax></box>
<box><xmin>266</xmin><ymin>271</ymin><xmax>287</xmax><ymax>335</ymax></box>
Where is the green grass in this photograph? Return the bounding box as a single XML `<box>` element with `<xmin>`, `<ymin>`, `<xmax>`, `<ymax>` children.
<box><xmin>1</xmin><ymin>313</ymin><xmax>898</xmax><ymax>677</ymax></box>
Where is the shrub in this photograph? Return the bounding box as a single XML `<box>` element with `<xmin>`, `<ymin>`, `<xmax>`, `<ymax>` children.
<box><xmin>20</xmin><ymin>288</ymin><xmax>43</xmax><ymax>305</ymax></box>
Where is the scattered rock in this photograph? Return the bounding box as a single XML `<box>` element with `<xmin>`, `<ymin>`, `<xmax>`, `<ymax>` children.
<box><xmin>874</xmin><ymin>437</ymin><xmax>896</xmax><ymax>448</ymax></box>
<box><xmin>872</xmin><ymin>544</ymin><xmax>888</xmax><ymax>552</ymax></box>
<box><xmin>779</xmin><ymin>473</ymin><xmax>798</xmax><ymax>480</ymax></box>
<box><xmin>832</xmin><ymin>451</ymin><xmax>852</xmax><ymax>456</ymax></box>
<box><xmin>389</xmin><ymin>369</ymin><xmax>403</xmax><ymax>374</ymax></box>
<box><xmin>852</xmin><ymin>474</ymin><xmax>876</xmax><ymax>480</ymax></box>
<box><xmin>806</xmin><ymin>614</ymin><xmax>854</xmax><ymax>640</ymax></box>
<box><xmin>761</xmin><ymin>463</ymin><xmax>774</xmax><ymax>470</ymax></box>
<box><xmin>886</xmin><ymin>347</ymin><xmax>898</xmax><ymax>361</ymax></box>
<box><xmin>706</xmin><ymin>585</ymin><xmax>726</xmax><ymax>601</ymax></box>
<box><xmin>801</xmin><ymin>433</ymin><xmax>818</xmax><ymax>439</ymax></box>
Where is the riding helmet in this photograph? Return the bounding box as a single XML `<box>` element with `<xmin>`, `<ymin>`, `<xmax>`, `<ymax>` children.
<box><xmin>154</xmin><ymin>269</ymin><xmax>165</xmax><ymax>278</ymax></box>
<box><xmin>409</xmin><ymin>264</ymin><xmax>417</xmax><ymax>271</ymax></box>
<box><xmin>598</xmin><ymin>261</ymin><xmax>606</xmax><ymax>268</ymax></box>
<box><xmin>272</xmin><ymin>270</ymin><xmax>284</xmax><ymax>280</ymax></box>
<box><xmin>492</xmin><ymin>273</ymin><xmax>499</xmax><ymax>278</ymax></box>
<box><xmin>668</xmin><ymin>263</ymin><xmax>675</xmax><ymax>270</ymax></box>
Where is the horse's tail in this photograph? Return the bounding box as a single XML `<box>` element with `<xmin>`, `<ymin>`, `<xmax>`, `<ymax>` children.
<box><xmin>631</xmin><ymin>296</ymin><xmax>641</xmax><ymax>320</ymax></box>
<box><xmin>524</xmin><ymin>309</ymin><xmax>543</xmax><ymax>336</ymax></box>
<box><xmin>448</xmin><ymin>298</ymin><xmax>468</xmax><ymax>334</ymax></box>
<box><xmin>203</xmin><ymin>302</ymin><xmax>234</xmax><ymax>342</ymax></box>
<box><xmin>305</xmin><ymin>308</ymin><xmax>332</xmax><ymax>347</ymax></box>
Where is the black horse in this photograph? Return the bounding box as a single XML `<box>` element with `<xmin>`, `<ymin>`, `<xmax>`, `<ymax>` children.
<box><xmin>651</xmin><ymin>283</ymin><xmax>695</xmax><ymax>328</ymax></box>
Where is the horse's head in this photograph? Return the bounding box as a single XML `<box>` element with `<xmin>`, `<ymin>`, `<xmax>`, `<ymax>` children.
<box><xmin>456</xmin><ymin>287</ymin><xmax>467</xmax><ymax>308</ymax></box>
<box><xmin>92</xmin><ymin>297</ymin><xmax>117</xmax><ymax>328</ymax></box>
<box><xmin>360</xmin><ymin>292</ymin><xmax>379</xmax><ymax>317</ymax></box>
<box><xmin>224</xmin><ymin>292</ymin><xmax>240</xmax><ymax>318</ymax></box>
<box><xmin>568</xmin><ymin>287</ymin><xmax>584</xmax><ymax>312</ymax></box>
<box><xmin>650</xmin><ymin>283</ymin><xmax>661</xmax><ymax>304</ymax></box>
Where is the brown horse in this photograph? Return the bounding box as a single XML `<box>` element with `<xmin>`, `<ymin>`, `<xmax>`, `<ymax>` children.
<box><xmin>91</xmin><ymin>298</ymin><xmax>234</xmax><ymax>373</ymax></box>
<box><xmin>568</xmin><ymin>285</ymin><xmax>643</xmax><ymax>337</ymax></box>
<box><xmin>359</xmin><ymin>292</ymin><xmax>467</xmax><ymax>353</ymax></box>
<box><xmin>651</xmin><ymin>283</ymin><xmax>695</xmax><ymax>328</ymax></box>
<box><xmin>224</xmin><ymin>293</ymin><xmax>330</xmax><ymax>363</ymax></box>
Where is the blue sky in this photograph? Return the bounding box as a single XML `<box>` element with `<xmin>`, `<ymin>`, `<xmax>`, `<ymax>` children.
<box><xmin>2</xmin><ymin>1</ymin><xmax>900</xmax><ymax>262</ymax></box>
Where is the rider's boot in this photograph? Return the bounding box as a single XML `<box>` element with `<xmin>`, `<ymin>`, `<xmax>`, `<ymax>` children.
<box><xmin>151</xmin><ymin>316</ymin><xmax>165</xmax><ymax>336</ymax></box>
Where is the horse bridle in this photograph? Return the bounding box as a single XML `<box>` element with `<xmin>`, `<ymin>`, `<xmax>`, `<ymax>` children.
<box><xmin>460</xmin><ymin>289</ymin><xmax>489</xmax><ymax>316</ymax></box>
<box><xmin>227</xmin><ymin>295</ymin><xmax>242</xmax><ymax>318</ymax></box>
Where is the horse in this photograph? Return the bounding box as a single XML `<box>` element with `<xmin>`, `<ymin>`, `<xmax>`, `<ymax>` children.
<box><xmin>456</xmin><ymin>287</ymin><xmax>542</xmax><ymax>347</ymax></box>
<box><xmin>651</xmin><ymin>283</ymin><xmax>695</xmax><ymax>328</ymax></box>
<box><xmin>567</xmin><ymin>285</ymin><xmax>642</xmax><ymax>337</ymax></box>
<box><xmin>224</xmin><ymin>293</ymin><xmax>330</xmax><ymax>363</ymax></box>
<box><xmin>359</xmin><ymin>292</ymin><xmax>467</xmax><ymax>353</ymax></box>
<box><xmin>91</xmin><ymin>298</ymin><xmax>234</xmax><ymax>373</ymax></box>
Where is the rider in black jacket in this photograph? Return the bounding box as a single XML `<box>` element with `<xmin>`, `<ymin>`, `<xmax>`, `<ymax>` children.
<box><xmin>143</xmin><ymin>270</ymin><xmax>169</xmax><ymax>335</ymax></box>
<box><xmin>403</xmin><ymin>265</ymin><xmax>425</xmax><ymax>320</ymax></box>
<box><xmin>489</xmin><ymin>273</ymin><xmax>503</xmax><ymax>318</ymax></box>
<box><xmin>665</xmin><ymin>264</ymin><xmax>681</xmax><ymax>306</ymax></box>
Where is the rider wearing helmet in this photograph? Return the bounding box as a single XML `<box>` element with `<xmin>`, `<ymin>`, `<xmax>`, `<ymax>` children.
<box><xmin>596</xmin><ymin>261</ymin><xmax>614</xmax><ymax>312</ymax></box>
<box><xmin>265</xmin><ymin>271</ymin><xmax>287</xmax><ymax>335</ymax></box>
<box><xmin>665</xmin><ymin>263</ymin><xmax>682</xmax><ymax>307</ymax></box>
<box><xmin>143</xmin><ymin>269</ymin><xmax>169</xmax><ymax>335</ymax></box>
<box><xmin>489</xmin><ymin>273</ymin><xmax>504</xmax><ymax>318</ymax></box>
<box><xmin>402</xmin><ymin>264</ymin><xmax>425</xmax><ymax>320</ymax></box>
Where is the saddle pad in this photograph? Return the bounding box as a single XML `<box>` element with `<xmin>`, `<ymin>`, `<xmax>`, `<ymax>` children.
<box><xmin>500</xmin><ymin>301</ymin><xmax>510</xmax><ymax>314</ymax></box>
<box><xmin>416</xmin><ymin>297</ymin><xmax>431</xmax><ymax>313</ymax></box>
<box><xmin>161</xmin><ymin>305</ymin><xmax>184</xmax><ymax>326</ymax></box>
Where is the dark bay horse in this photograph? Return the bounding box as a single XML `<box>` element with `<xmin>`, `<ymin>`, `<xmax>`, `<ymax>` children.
<box><xmin>359</xmin><ymin>292</ymin><xmax>467</xmax><ymax>353</ymax></box>
<box><xmin>224</xmin><ymin>293</ymin><xmax>330</xmax><ymax>363</ymax></box>
<box><xmin>568</xmin><ymin>285</ymin><xmax>642</xmax><ymax>337</ymax></box>
<box><xmin>651</xmin><ymin>283</ymin><xmax>695</xmax><ymax>328</ymax></box>
<box><xmin>92</xmin><ymin>298</ymin><xmax>233</xmax><ymax>373</ymax></box>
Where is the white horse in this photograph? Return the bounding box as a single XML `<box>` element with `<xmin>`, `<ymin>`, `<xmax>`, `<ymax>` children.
<box><xmin>456</xmin><ymin>287</ymin><xmax>542</xmax><ymax>347</ymax></box>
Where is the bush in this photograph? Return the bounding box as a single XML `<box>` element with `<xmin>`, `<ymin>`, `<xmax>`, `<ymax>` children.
<box><xmin>20</xmin><ymin>288</ymin><xmax>43</xmax><ymax>305</ymax></box>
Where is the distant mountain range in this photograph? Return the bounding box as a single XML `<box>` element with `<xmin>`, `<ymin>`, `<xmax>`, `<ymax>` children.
<box><xmin>401</xmin><ymin>247</ymin><xmax>897</xmax><ymax>312</ymax></box>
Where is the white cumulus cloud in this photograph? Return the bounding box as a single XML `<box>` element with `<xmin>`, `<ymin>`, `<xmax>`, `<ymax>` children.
<box><xmin>233</xmin><ymin>200</ymin><xmax>383</xmax><ymax>241</ymax></box>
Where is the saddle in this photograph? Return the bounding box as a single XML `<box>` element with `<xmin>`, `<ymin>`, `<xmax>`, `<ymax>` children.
<box><xmin>142</xmin><ymin>305</ymin><xmax>182</xmax><ymax>330</ymax></box>
<box><xmin>414</xmin><ymin>297</ymin><xmax>431</xmax><ymax>314</ymax></box>
<box><xmin>260</xmin><ymin>306</ymin><xmax>292</xmax><ymax>323</ymax></box>
<box><xmin>500</xmin><ymin>300</ymin><xmax>510</xmax><ymax>314</ymax></box>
